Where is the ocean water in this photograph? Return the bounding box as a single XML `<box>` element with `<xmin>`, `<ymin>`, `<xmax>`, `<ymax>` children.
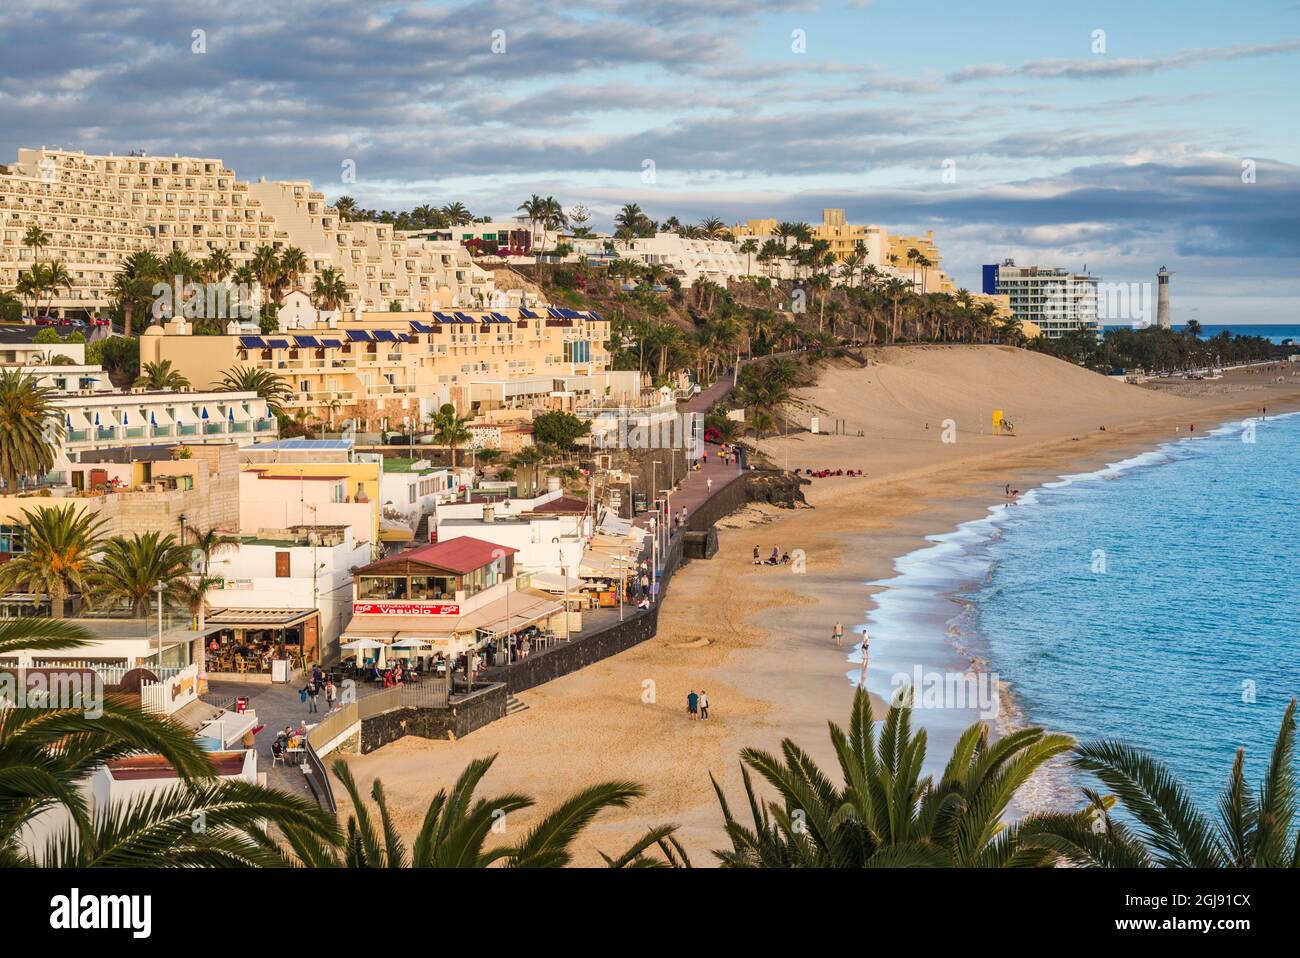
<box><xmin>855</xmin><ymin>411</ymin><xmax>1299</xmax><ymax>811</ymax></box>
<box><xmin>1103</xmin><ymin>323</ymin><xmax>1300</xmax><ymax>345</ymax></box>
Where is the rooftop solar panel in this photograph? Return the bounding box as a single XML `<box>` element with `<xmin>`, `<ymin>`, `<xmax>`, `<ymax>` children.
<box><xmin>518</xmin><ymin>307</ymin><xmax>539</xmax><ymax>319</ymax></box>
<box><xmin>346</xmin><ymin>329</ymin><xmax>372</xmax><ymax>342</ymax></box>
<box><xmin>239</xmin><ymin>336</ymin><xmax>266</xmax><ymax>348</ymax></box>
<box><xmin>294</xmin><ymin>335</ymin><xmax>321</xmax><ymax>348</ymax></box>
<box><xmin>372</xmin><ymin>329</ymin><xmax>398</xmax><ymax>342</ymax></box>
<box><xmin>266</xmin><ymin>339</ymin><xmax>290</xmax><ymax>349</ymax></box>
<box><xmin>321</xmin><ymin>338</ymin><xmax>343</xmax><ymax>348</ymax></box>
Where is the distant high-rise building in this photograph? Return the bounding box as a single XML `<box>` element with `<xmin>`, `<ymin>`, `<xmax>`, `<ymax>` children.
<box><xmin>1156</xmin><ymin>266</ymin><xmax>1173</xmax><ymax>328</ymax></box>
<box><xmin>982</xmin><ymin>259</ymin><xmax>1100</xmax><ymax>339</ymax></box>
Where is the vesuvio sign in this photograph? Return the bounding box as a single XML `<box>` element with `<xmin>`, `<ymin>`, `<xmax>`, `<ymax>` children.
<box><xmin>352</xmin><ymin>602</ymin><xmax>460</xmax><ymax>616</ymax></box>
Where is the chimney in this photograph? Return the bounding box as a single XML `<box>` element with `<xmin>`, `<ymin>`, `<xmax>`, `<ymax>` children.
<box><xmin>483</xmin><ymin>504</ymin><xmax>495</xmax><ymax>523</ymax></box>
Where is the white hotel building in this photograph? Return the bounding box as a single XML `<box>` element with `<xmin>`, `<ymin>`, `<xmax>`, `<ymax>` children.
<box><xmin>985</xmin><ymin>259</ymin><xmax>1101</xmax><ymax>338</ymax></box>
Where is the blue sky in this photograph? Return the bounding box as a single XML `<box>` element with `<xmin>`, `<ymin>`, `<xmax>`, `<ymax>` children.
<box><xmin>2</xmin><ymin>0</ymin><xmax>1297</xmax><ymax>322</ymax></box>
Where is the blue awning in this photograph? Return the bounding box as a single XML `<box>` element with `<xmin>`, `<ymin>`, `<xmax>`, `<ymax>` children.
<box><xmin>294</xmin><ymin>335</ymin><xmax>321</xmax><ymax>348</ymax></box>
<box><xmin>372</xmin><ymin>329</ymin><xmax>398</xmax><ymax>342</ymax></box>
<box><xmin>346</xmin><ymin>329</ymin><xmax>372</xmax><ymax>342</ymax></box>
<box><xmin>266</xmin><ymin>339</ymin><xmax>290</xmax><ymax>349</ymax></box>
<box><xmin>239</xmin><ymin>335</ymin><xmax>267</xmax><ymax>348</ymax></box>
<box><xmin>321</xmin><ymin>338</ymin><xmax>343</xmax><ymax>348</ymax></box>
<box><xmin>398</xmin><ymin>333</ymin><xmax>413</xmax><ymax>342</ymax></box>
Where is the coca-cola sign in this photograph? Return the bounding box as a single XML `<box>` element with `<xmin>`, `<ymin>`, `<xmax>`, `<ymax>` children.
<box><xmin>352</xmin><ymin>602</ymin><xmax>460</xmax><ymax>616</ymax></box>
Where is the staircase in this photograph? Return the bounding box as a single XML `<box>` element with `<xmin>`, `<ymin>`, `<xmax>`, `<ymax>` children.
<box><xmin>505</xmin><ymin>694</ymin><xmax>529</xmax><ymax>716</ymax></box>
<box><xmin>415</xmin><ymin>511</ymin><xmax>431</xmax><ymax>543</ymax></box>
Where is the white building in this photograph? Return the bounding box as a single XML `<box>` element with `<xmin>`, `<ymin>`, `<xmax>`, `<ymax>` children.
<box><xmin>985</xmin><ymin>259</ymin><xmax>1101</xmax><ymax>338</ymax></box>
<box><xmin>206</xmin><ymin>525</ymin><xmax>370</xmax><ymax>665</ymax></box>
<box><xmin>52</xmin><ymin>387</ymin><xmax>276</xmax><ymax>468</ymax></box>
<box><xmin>435</xmin><ymin>493</ymin><xmax>591</xmax><ymax>577</ymax></box>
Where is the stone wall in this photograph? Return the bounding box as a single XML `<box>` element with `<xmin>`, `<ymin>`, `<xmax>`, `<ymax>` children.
<box><xmin>498</xmin><ymin>608</ymin><xmax>660</xmax><ymax>694</ymax></box>
<box><xmin>358</xmin><ymin>682</ymin><xmax>506</xmax><ymax>751</ymax></box>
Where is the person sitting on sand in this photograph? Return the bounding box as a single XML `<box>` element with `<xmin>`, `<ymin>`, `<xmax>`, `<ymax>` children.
<box><xmin>769</xmin><ymin>546</ymin><xmax>780</xmax><ymax>565</ymax></box>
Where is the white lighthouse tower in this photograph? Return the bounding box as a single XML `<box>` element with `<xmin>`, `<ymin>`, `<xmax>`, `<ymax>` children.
<box><xmin>1156</xmin><ymin>266</ymin><xmax>1173</xmax><ymax>328</ymax></box>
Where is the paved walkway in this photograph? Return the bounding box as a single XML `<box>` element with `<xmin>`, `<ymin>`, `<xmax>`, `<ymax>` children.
<box><xmin>632</xmin><ymin>379</ymin><xmax>746</xmax><ymax>532</ymax></box>
<box><xmin>207</xmin><ymin>679</ymin><xmax>319</xmax><ymax>799</ymax></box>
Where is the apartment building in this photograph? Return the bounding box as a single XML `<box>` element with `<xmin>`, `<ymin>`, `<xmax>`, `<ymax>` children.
<box><xmin>0</xmin><ymin>147</ymin><xmax>504</xmax><ymax>316</ymax></box>
<box><xmin>982</xmin><ymin>259</ymin><xmax>1101</xmax><ymax>338</ymax></box>
<box><xmin>50</xmin><ymin>385</ymin><xmax>274</xmax><ymax>468</ymax></box>
<box><xmin>885</xmin><ymin>230</ymin><xmax>957</xmax><ymax>294</ymax></box>
<box><xmin>139</xmin><ymin>297</ymin><xmax>622</xmax><ymax>425</ymax></box>
<box><xmin>730</xmin><ymin>208</ymin><xmax>889</xmax><ymax>265</ymax></box>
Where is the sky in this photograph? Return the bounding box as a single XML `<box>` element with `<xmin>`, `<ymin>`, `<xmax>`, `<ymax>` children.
<box><xmin>2</xmin><ymin>0</ymin><xmax>1298</xmax><ymax>323</ymax></box>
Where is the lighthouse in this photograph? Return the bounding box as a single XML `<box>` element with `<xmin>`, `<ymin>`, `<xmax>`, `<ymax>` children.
<box><xmin>1156</xmin><ymin>266</ymin><xmax>1173</xmax><ymax>328</ymax></box>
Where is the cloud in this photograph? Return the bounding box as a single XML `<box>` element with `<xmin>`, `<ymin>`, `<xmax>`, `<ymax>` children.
<box><xmin>949</xmin><ymin>40</ymin><xmax>1300</xmax><ymax>83</ymax></box>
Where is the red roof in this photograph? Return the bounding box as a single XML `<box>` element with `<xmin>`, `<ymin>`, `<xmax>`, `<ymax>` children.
<box><xmin>360</xmin><ymin>536</ymin><xmax>517</xmax><ymax>575</ymax></box>
<box><xmin>107</xmin><ymin>752</ymin><xmax>247</xmax><ymax>780</ymax></box>
<box><xmin>523</xmin><ymin>496</ymin><xmax>589</xmax><ymax>515</ymax></box>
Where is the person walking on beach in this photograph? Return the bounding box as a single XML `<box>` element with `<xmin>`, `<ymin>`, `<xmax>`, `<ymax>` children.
<box><xmin>687</xmin><ymin>690</ymin><xmax>699</xmax><ymax>720</ymax></box>
<box><xmin>706</xmin><ymin>476</ymin><xmax>713</xmax><ymax>493</ymax></box>
<box><xmin>699</xmin><ymin>690</ymin><xmax>710</xmax><ymax>720</ymax></box>
<box><xmin>833</xmin><ymin>621</ymin><xmax>845</xmax><ymax>646</ymax></box>
<box><xmin>859</xmin><ymin>628</ymin><xmax>870</xmax><ymax>681</ymax></box>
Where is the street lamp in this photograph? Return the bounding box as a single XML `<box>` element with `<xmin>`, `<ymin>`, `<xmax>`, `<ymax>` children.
<box><xmin>153</xmin><ymin>580</ymin><xmax>166</xmax><ymax>669</ymax></box>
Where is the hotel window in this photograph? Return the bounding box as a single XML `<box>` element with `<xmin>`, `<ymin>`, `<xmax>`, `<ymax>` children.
<box><xmin>0</xmin><ymin>524</ymin><xmax>27</xmax><ymax>556</ymax></box>
<box><xmin>275</xmin><ymin>552</ymin><xmax>291</xmax><ymax>577</ymax></box>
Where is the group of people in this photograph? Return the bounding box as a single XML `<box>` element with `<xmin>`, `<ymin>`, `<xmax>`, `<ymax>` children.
<box><xmin>686</xmin><ymin>689</ymin><xmax>710</xmax><ymax>720</ymax></box>
<box><xmin>752</xmin><ymin>545</ymin><xmax>792</xmax><ymax>566</ymax></box>
<box><xmin>802</xmin><ymin>468</ymin><xmax>864</xmax><ymax>478</ymax></box>
<box><xmin>272</xmin><ymin>723</ymin><xmax>307</xmax><ymax>763</ymax></box>
<box><xmin>299</xmin><ymin>664</ymin><xmax>338</xmax><ymax>713</ymax></box>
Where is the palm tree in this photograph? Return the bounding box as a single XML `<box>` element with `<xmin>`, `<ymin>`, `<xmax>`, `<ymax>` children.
<box><xmin>90</xmin><ymin>532</ymin><xmax>192</xmax><ymax>618</ymax></box>
<box><xmin>311</xmin><ymin>267</ymin><xmax>348</xmax><ymax>312</ymax></box>
<box><xmin>215</xmin><ymin>365</ymin><xmax>292</xmax><ymax>414</ymax></box>
<box><xmin>112</xmin><ymin>250</ymin><xmax>163</xmax><ymax>337</ymax></box>
<box><xmin>430</xmin><ymin>403</ymin><xmax>472</xmax><ymax>468</ymax></box>
<box><xmin>0</xmin><ymin>505</ymin><xmax>106</xmax><ymax>619</ymax></box>
<box><xmin>739</xmin><ymin>239</ymin><xmax>759</xmax><ymax>278</ymax></box>
<box><xmin>203</xmin><ymin>248</ymin><xmax>233</xmax><ymax>284</ymax></box>
<box><xmin>23</xmin><ymin>261</ymin><xmax>73</xmax><ymax>321</ymax></box>
<box><xmin>279</xmin><ymin>247</ymin><xmax>308</xmax><ymax>292</ymax></box>
<box><xmin>1023</xmin><ymin>699</ymin><xmax>1300</xmax><ymax>868</ymax></box>
<box><xmin>274</xmin><ymin>755</ymin><xmax>684</xmax><ymax>868</ymax></box>
<box><xmin>134</xmin><ymin>360</ymin><xmax>191</xmax><ymax>390</ymax></box>
<box><xmin>440</xmin><ymin>202</ymin><xmax>473</xmax><ymax>226</ymax></box>
<box><xmin>0</xmin><ymin>617</ymin><xmax>340</xmax><ymax>868</ymax></box>
<box><xmin>249</xmin><ymin>245</ymin><xmax>281</xmax><ymax>302</ymax></box>
<box><xmin>23</xmin><ymin>225</ymin><xmax>51</xmax><ymax>264</ymax></box>
<box><xmin>0</xmin><ymin>367</ymin><xmax>61</xmax><ymax>492</ymax></box>
<box><xmin>712</xmin><ymin>688</ymin><xmax>1073</xmax><ymax>866</ymax></box>
<box><xmin>333</xmin><ymin>196</ymin><xmax>358</xmax><ymax>222</ymax></box>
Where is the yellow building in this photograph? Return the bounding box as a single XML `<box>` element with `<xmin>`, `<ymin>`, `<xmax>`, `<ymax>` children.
<box><xmin>139</xmin><ymin>296</ymin><xmax>633</xmax><ymax>429</ymax></box>
<box><xmin>885</xmin><ymin>230</ymin><xmax>957</xmax><ymax>294</ymax></box>
<box><xmin>730</xmin><ymin>209</ymin><xmax>887</xmax><ymax>264</ymax></box>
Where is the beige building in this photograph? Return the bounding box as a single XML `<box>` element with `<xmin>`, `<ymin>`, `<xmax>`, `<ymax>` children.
<box><xmin>0</xmin><ymin>147</ymin><xmax>509</xmax><ymax>317</ymax></box>
<box><xmin>730</xmin><ymin>209</ymin><xmax>888</xmax><ymax>264</ymax></box>
<box><xmin>886</xmin><ymin>230</ymin><xmax>956</xmax><ymax>294</ymax></box>
<box><xmin>139</xmin><ymin>296</ymin><xmax>631</xmax><ymax>428</ymax></box>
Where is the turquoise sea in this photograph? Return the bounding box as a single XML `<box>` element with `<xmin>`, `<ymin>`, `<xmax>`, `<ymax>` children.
<box><xmin>856</xmin><ymin>411</ymin><xmax>1299</xmax><ymax>810</ymax></box>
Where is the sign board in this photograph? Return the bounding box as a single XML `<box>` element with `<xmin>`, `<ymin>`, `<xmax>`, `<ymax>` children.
<box><xmin>810</xmin><ymin>417</ymin><xmax>820</xmax><ymax>434</ymax></box>
<box><xmin>352</xmin><ymin>602</ymin><xmax>460</xmax><ymax>616</ymax></box>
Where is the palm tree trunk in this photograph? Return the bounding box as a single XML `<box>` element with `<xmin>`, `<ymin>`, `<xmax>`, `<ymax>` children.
<box><xmin>124</xmin><ymin>303</ymin><xmax>133</xmax><ymax>338</ymax></box>
<box><xmin>51</xmin><ymin>581</ymin><xmax>65</xmax><ymax>619</ymax></box>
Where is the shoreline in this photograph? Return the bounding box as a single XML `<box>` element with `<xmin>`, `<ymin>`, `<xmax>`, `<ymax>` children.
<box><xmin>335</xmin><ymin>351</ymin><xmax>1300</xmax><ymax>865</ymax></box>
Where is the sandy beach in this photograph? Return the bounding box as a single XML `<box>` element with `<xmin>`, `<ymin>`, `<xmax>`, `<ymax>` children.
<box><xmin>337</xmin><ymin>346</ymin><xmax>1300</xmax><ymax>865</ymax></box>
